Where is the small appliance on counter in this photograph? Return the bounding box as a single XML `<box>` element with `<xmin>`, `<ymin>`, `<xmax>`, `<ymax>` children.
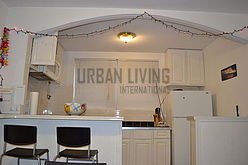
<box><xmin>153</xmin><ymin>107</ymin><xmax>166</xmax><ymax>127</ymax></box>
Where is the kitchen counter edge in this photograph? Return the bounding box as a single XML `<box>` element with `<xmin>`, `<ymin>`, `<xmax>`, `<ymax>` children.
<box><xmin>187</xmin><ymin>116</ymin><xmax>248</xmax><ymax>121</ymax></box>
<box><xmin>0</xmin><ymin>114</ymin><xmax>124</xmax><ymax>121</ymax></box>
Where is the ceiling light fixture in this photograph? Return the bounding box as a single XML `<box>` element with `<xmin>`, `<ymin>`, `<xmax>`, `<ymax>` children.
<box><xmin>117</xmin><ymin>32</ymin><xmax>136</xmax><ymax>43</ymax></box>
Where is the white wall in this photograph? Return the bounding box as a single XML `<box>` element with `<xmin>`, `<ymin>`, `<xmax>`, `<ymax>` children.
<box><xmin>0</xmin><ymin>1</ymin><xmax>28</xmax><ymax>90</ymax></box>
<box><xmin>0</xmin><ymin>0</ymin><xmax>8</xmax><ymax>86</ymax></box>
<box><xmin>204</xmin><ymin>38</ymin><xmax>248</xmax><ymax>117</ymax></box>
<box><xmin>0</xmin><ymin>0</ymin><xmax>7</xmax><ymax>29</ymax></box>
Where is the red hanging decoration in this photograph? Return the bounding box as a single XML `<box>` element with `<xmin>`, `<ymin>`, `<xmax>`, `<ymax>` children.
<box><xmin>0</xmin><ymin>27</ymin><xmax>10</xmax><ymax>68</ymax></box>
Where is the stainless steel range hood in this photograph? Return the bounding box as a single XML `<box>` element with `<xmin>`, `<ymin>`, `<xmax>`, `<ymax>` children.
<box><xmin>29</xmin><ymin>65</ymin><xmax>57</xmax><ymax>82</ymax></box>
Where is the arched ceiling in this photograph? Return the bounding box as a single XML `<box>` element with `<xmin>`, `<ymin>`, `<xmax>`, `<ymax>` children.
<box><xmin>3</xmin><ymin>0</ymin><xmax>248</xmax><ymax>52</ymax></box>
<box><xmin>57</xmin><ymin>16</ymin><xmax>217</xmax><ymax>52</ymax></box>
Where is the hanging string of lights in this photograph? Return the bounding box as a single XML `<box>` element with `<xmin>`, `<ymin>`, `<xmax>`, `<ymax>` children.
<box><xmin>3</xmin><ymin>11</ymin><xmax>248</xmax><ymax>38</ymax></box>
<box><xmin>0</xmin><ymin>27</ymin><xmax>10</xmax><ymax>68</ymax></box>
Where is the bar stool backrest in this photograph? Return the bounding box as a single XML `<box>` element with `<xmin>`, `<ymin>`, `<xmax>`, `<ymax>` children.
<box><xmin>57</xmin><ymin>127</ymin><xmax>90</xmax><ymax>147</ymax></box>
<box><xmin>4</xmin><ymin>125</ymin><xmax>37</xmax><ymax>145</ymax></box>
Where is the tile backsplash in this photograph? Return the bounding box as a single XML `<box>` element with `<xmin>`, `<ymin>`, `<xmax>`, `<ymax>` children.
<box><xmin>27</xmin><ymin>76</ymin><xmax>155</xmax><ymax>121</ymax></box>
<box><xmin>122</xmin><ymin>121</ymin><xmax>154</xmax><ymax>127</ymax></box>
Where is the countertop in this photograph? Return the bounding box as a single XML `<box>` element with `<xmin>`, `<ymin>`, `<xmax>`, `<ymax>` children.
<box><xmin>187</xmin><ymin>116</ymin><xmax>248</xmax><ymax>121</ymax></box>
<box><xmin>0</xmin><ymin>114</ymin><xmax>124</xmax><ymax>121</ymax></box>
<box><xmin>122</xmin><ymin>126</ymin><xmax>171</xmax><ymax>130</ymax></box>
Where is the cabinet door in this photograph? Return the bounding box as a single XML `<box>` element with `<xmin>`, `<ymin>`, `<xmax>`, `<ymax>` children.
<box><xmin>133</xmin><ymin>139</ymin><xmax>153</xmax><ymax>165</ymax></box>
<box><xmin>154</xmin><ymin>139</ymin><xmax>171</xmax><ymax>165</ymax></box>
<box><xmin>122</xmin><ymin>139</ymin><xmax>132</xmax><ymax>165</ymax></box>
<box><xmin>187</xmin><ymin>51</ymin><xmax>205</xmax><ymax>85</ymax></box>
<box><xmin>169</xmin><ymin>50</ymin><xmax>187</xmax><ymax>85</ymax></box>
<box><xmin>31</xmin><ymin>36</ymin><xmax>58</xmax><ymax>65</ymax></box>
<box><xmin>46</xmin><ymin>43</ymin><xmax>64</xmax><ymax>81</ymax></box>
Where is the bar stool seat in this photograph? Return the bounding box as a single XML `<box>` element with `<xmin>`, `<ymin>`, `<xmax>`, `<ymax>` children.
<box><xmin>5</xmin><ymin>148</ymin><xmax>49</xmax><ymax>158</ymax></box>
<box><xmin>59</xmin><ymin>149</ymin><xmax>98</xmax><ymax>159</ymax></box>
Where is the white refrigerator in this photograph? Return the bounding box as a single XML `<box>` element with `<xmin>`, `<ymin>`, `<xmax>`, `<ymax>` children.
<box><xmin>165</xmin><ymin>91</ymin><xmax>213</xmax><ymax>165</ymax></box>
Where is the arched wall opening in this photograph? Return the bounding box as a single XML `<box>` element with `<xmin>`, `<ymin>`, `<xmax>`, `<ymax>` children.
<box><xmin>45</xmin><ymin>13</ymin><xmax>246</xmax><ymax>44</ymax></box>
<box><xmin>4</xmin><ymin>11</ymin><xmax>248</xmax><ymax>117</ymax></box>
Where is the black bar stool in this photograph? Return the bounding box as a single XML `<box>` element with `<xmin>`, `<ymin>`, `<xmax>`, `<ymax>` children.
<box><xmin>0</xmin><ymin>125</ymin><xmax>49</xmax><ymax>165</ymax></box>
<box><xmin>54</xmin><ymin>127</ymin><xmax>98</xmax><ymax>163</ymax></box>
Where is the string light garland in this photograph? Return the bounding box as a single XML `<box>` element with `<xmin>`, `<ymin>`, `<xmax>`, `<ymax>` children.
<box><xmin>3</xmin><ymin>11</ymin><xmax>248</xmax><ymax>39</ymax></box>
<box><xmin>0</xmin><ymin>27</ymin><xmax>10</xmax><ymax>68</ymax></box>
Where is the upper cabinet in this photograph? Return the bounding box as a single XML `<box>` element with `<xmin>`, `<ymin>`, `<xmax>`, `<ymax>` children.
<box><xmin>29</xmin><ymin>35</ymin><xmax>64</xmax><ymax>82</ymax></box>
<box><xmin>165</xmin><ymin>49</ymin><xmax>205</xmax><ymax>86</ymax></box>
<box><xmin>31</xmin><ymin>36</ymin><xmax>58</xmax><ymax>65</ymax></box>
<box><xmin>187</xmin><ymin>50</ymin><xmax>205</xmax><ymax>85</ymax></box>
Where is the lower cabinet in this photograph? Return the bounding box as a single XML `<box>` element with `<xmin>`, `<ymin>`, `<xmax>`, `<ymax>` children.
<box><xmin>122</xmin><ymin>139</ymin><xmax>132</xmax><ymax>165</ymax></box>
<box><xmin>122</xmin><ymin>129</ymin><xmax>171</xmax><ymax>165</ymax></box>
<box><xmin>133</xmin><ymin>139</ymin><xmax>153</xmax><ymax>165</ymax></box>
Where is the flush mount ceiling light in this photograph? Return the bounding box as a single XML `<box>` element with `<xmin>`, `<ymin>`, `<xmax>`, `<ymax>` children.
<box><xmin>117</xmin><ymin>32</ymin><xmax>136</xmax><ymax>43</ymax></box>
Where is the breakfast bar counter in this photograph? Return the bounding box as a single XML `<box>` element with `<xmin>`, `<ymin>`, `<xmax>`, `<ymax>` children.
<box><xmin>188</xmin><ymin>116</ymin><xmax>248</xmax><ymax>165</ymax></box>
<box><xmin>0</xmin><ymin>114</ymin><xmax>123</xmax><ymax>165</ymax></box>
<box><xmin>0</xmin><ymin>114</ymin><xmax>123</xmax><ymax>120</ymax></box>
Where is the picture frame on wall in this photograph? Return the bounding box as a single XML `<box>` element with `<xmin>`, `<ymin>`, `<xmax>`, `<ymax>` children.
<box><xmin>221</xmin><ymin>64</ymin><xmax>237</xmax><ymax>81</ymax></box>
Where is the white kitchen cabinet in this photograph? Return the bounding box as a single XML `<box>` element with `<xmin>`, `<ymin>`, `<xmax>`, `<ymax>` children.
<box><xmin>31</xmin><ymin>36</ymin><xmax>58</xmax><ymax>65</ymax></box>
<box><xmin>165</xmin><ymin>49</ymin><xmax>186</xmax><ymax>85</ymax></box>
<box><xmin>122</xmin><ymin>130</ymin><xmax>132</xmax><ymax>165</ymax></box>
<box><xmin>165</xmin><ymin>49</ymin><xmax>205</xmax><ymax>86</ymax></box>
<box><xmin>153</xmin><ymin>130</ymin><xmax>171</xmax><ymax>165</ymax></box>
<box><xmin>133</xmin><ymin>139</ymin><xmax>153</xmax><ymax>165</ymax></box>
<box><xmin>187</xmin><ymin>50</ymin><xmax>205</xmax><ymax>85</ymax></box>
<box><xmin>45</xmin><ymin>42</ymin><xmax>64</xmax><ymax>81</ymax></box>
<box><xmin>122</xmin><ymin>129</ymin><xmax>171</xmax><ymax>165</ymax></box>
<box><xmin>29</xmin><ymin>41</ymin><xmax>64</xmax><ymax>82</ymax></box>
<box><xmin>122</xmin><ymin>139</ymin><xmax>131</xmax><ymax>165</ymax></box>
<box><xmin>154</xmin><ymin>139</ymin><xmax>171</xmax><ymax>165</ymax></box>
